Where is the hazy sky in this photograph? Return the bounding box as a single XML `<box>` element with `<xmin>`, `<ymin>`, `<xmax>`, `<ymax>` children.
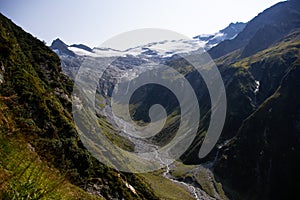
<box><xmin>0</xmin><ymin>0</ymin><xmax>284</xmax><ymax>47</ymax></box>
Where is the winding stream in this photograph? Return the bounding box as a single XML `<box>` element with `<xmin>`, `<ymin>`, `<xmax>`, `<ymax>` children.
<box><xmin>98</xmin><ymin>83</ymin><xmax>218</xmax><ymax>200</ymax></box>
<box><xmin>157</xmin><ymin>155</ymin><xmax>216</xmax><ymax>200</ymax></box>
<box><xmin>111</xmin><ymin>114</ymin><xmax>216</xmax><ymax>200</ymax></box>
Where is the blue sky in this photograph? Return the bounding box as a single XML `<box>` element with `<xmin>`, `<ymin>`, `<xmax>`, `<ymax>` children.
<box><xmin>0</xmin><ymin>0</ymin><xmax>283</xmax><ymax>47</ymax></box>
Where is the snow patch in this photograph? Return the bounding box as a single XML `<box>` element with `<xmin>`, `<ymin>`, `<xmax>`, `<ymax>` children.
<box><xmin>92</xmin><ymin>39</ymin><xmax>205</xmax><ymax>58</ymax></box>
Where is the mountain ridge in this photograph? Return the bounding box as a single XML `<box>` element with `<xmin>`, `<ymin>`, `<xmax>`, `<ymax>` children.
<box><xmin>193</xmin><ymin>22</ymin><xmax>246</xmax><ymax>49</ymax></box>
<box><xmin>51</xmin><ymin>22</ymin><xmax>246</xmax><ymax>59</ymax></box>
<box><xmin>0</xmin><ymin>13</ymin><xmax>158</xmax><ymax>200</ymax></box>
<box><xmin>209</xmin><ymin>0</ymin><xmax>300</xmax><ymax>59</ymax></box>
<box><xmin>214</xmin><ymin>29</ymin><xmax>300</xmax><ymax>200</ymax></box>
<box><xmin>1</xmin><ymin>0</ymin><xmax>300</xmax><ymax>199</ymax></box>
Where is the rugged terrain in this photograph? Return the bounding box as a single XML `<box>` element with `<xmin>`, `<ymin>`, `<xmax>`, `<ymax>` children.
<box><xmin>50</xmin><ymin>1</ymin><xmax>300</xmax><ymax>199</ymax></box>
<box><xmin>1</xmin><ymin>0</ymin><xmax>300</xmax><ymax>199</ymax></box>
<box><xmin>0</xmin><ymin>13</ymin><xmax>159</xmax><ymax>199</ymax></box>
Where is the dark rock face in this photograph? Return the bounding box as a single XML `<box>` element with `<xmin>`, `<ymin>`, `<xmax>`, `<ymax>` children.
<box><xmin>184</xmin><ymin>2</ymin><xmax>300</xmax><ymax>199</ymax></box>
<box><xmin>215</xmin><ymin>63</ymin><xmax>300</xmax><ymax>200</ymax></box>
<box><xmin>50</xmin><ymin>38</ymin><xmax>75</xmax><ymax>57</ymax></box>
<box><xmin>70</xmin><ymin>44</ymin><xmax>92</xmax><ymax>52</ymax></box>
<box><xmin>211</xmin><ymin>21</ymin><xmax>300</xmax><ymax>200</ymax></box>
<box><xmin>220</xmin><ymin>22</ymin><xmax>247</xmax><ymax>39</ymax></box>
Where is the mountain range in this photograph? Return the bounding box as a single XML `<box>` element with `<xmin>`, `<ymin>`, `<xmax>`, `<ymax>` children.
<box><xmin>51</xmin><ymin>21</ymin><xmax>246</xmax><ymax>59</ymax></box>
<box><xmin>1</xmin><ymin>0</ymin><xmax>300</xmax><ymax>199</ymax></box>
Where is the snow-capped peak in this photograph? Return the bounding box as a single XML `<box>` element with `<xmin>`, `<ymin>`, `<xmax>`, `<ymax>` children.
<box><xmin>193</xmin><ymin>22</ymin><xmax>247</xmax><ymax>49</ymax></box>
<box><xmin>51</xmin><ymin>22</ymin><xmax>247</xmax><ymax>58</ymax></box>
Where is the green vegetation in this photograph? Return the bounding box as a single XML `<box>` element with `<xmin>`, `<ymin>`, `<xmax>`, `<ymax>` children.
<box><xmin>97</xmin><ymin>115</ymin><xmax>135</xmax><ymax>152</ymax></box>
<box><xmin>1</xmin><ymin>3</ymin><xmax>299</xmax><ymax>199</ymax></box>
<box><xmin>0</xmin><ymin>13</ymin><xmax>157</xmax><ymax>199</ymax></box>
<box><xmin>213</xmin><ymin>30</ymin><xmax>300</xmax><ymax>200</ymax></box>
<box><xmin>139</xmin><ymin>172</ymin><xmax>194</xmax><ymax>200</ymax></box>
<box><xmin>0</xmin><ymin>130</ymin><xmax>102</xmax><ymax>200</ymax></box>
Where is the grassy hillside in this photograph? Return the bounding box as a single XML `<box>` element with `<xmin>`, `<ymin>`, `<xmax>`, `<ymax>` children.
<box><xmin>0</xmin><ymin>13</ymin><xmax>157</xmax><ymax>199</ymax></box>
<box><xmin>0</xmin><ymin>120</ymin><xmax>103</xmax><ymax>199</ymax></box>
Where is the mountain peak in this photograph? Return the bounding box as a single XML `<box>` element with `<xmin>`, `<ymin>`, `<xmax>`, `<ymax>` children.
<box><xmin>50</xmin><ymin>38</ymin><xmax>67</xmax><ymax>48</ymax></box>
<box><xmin>52</xmin><ymin>38</ymin><xmax>64</xmax><ymax>43</ymax></box>
<box><xmin>221</xmin><ymin>22</ymin><xmax>246</xmax><ymax>33</ymax></box>
<box><xmin>50</xmin><ymin>39</ymin><xmax>93</xmax><ymax>56</ymax></box>
<box><xmin>193</xmin><ymin>22</ymin><xmax>247</xmax><ymax>49</ymax></box>
<box><xmin>50</xmin><ymin>38</ymin><xmax>75</xmax><ymax>57</ymax></box>
<box><xmin>219</xmin><ymin>22</ymin><xmax>246</xmax><ymax>39</ymax></box>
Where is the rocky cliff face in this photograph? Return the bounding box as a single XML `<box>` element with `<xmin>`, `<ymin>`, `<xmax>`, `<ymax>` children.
<box><xmin>214</xmin><ymin>30</ymin><xmax>300</xmax><ymax>200</ymax></box>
